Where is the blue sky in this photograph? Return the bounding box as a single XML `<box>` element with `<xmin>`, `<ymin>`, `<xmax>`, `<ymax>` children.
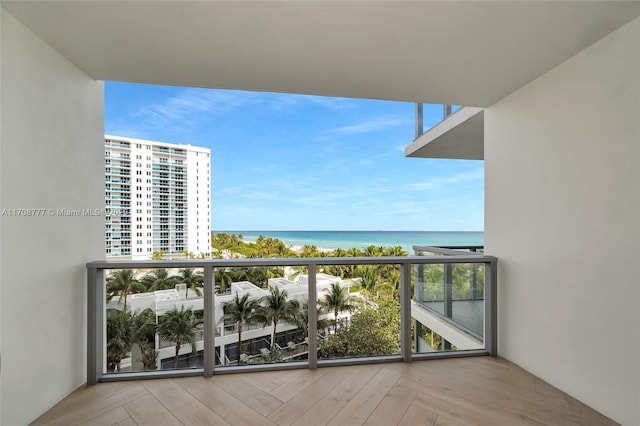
<box><xmin>105</xmin><ymin>82</ymin><xmax>484</xmax><ymax>231</ymax></box>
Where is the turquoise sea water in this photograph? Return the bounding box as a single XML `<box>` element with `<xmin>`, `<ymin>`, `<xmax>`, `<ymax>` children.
<box><xmin>217</xmin><ymin>231</ymin><xmax>484</xmax><ymax>254</ymax></box>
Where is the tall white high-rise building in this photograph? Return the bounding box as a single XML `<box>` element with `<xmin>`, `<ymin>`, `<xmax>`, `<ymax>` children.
<box><xmin>105</xmin><ymin>135</ymin><xmax>211</xmax><ymax>259</ymax></box>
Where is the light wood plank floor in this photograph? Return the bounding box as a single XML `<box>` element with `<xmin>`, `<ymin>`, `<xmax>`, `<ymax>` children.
<box><xmin>31</xmin><ymin>357</ymin><xmax>617</xmax><ymax>425</ymax></box>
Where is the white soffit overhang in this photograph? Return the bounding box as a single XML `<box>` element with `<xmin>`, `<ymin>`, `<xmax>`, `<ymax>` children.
<box><xmin>2</xmin><ymin>1</ymin><xmax>639</xmax><ymax>106</ymax></box>
<box><xmin>406</xmin><ymin>107</ymin><xmax>484</xmax><ymax>160</ymax></box>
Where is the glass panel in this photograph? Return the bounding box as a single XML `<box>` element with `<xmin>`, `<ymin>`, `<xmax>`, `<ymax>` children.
<box><xmin>420</xmin><ymin>104</ymin><xmax>464</xmax><ymax>134</ymax></box>
<box><xmin>105</xmin><ymin>267</ymin><xmax>205</xmax><ymax>373</ymax></box>
<box><xmin>214</xmin><ymin>266</ymin><xmax>308</xmax><ymax>368</ymax></box>
<box><xmin>412</xmin><ymin>262</ymin><xmax>484</xmax><ymax>354</ymax></box>
<box><xmin>317</xmin><ymin>263</ymin><xmax>401</xmax><ymax>360</ymax></box>
<box><xmin>421</xmin><ymin>103</ymin><xmax>447</xmax><ymax>134</ymax></box>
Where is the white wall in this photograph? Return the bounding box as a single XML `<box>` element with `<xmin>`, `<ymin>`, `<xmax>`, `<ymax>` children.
<box><xmin>1</xmin><ymin>9</ymin><xmax>104</xmax><ymax>425</ymax></box>
<box><xmin>485</xmin><ymin>17</ymin><xmax>639</xmax><ymax>425</ymax></box>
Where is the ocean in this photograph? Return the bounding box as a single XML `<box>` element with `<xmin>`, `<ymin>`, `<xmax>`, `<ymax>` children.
<box><xmin>217</xmin><ymin>231</ymin><xmax>484</xmax><ymax>254</ymax></box>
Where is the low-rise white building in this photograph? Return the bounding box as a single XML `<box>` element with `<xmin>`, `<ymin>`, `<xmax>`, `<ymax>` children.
<box><xmin>108</xmin><ymin>272</ymin><xmax>354</xmax><ymax>369</ymax></box>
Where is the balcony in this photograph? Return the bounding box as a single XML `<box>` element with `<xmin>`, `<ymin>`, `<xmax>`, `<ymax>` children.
<box><xmin>405</xmin><ymin>104</ymin><xmax>484</xmax><ymax>160</ymax></box>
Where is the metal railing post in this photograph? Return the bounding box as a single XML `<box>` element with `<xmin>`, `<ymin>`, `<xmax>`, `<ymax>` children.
<box><xmin>485</xmin><ymin>258</ymin><xmax>498</xmax><ymax>357</ymax></box>
<box><xmin>470</xmin><ymin>264</ymin><xmax>477</xmax><ymax>301</ymax></box>
<box><xmin>307</xmin><ymin>263</ymin><xmax>318</xmax><ymax>369</ymax></box>
<box><xmin>443</xmin><ymin>104</ymin><xmax>453</xmax><ymax>118</ymax></box>
<box><xmin>203</xmin><ymin>265</ymin><xmax>214</xmax><ymax>376</ymax></box>
<box><xmin>415</xmin><ymin>103</ymin><xmax>423</xmax><ymax>139</ymax></box>
<box><xmin>87</xmin><ymin>266</ymin><xmax>104</xmax><ymax>385</ymax></box>
<box><xmin>400</xmin><ymin>261</ymin><xmax>412</xmax><ymax>362</ymax></box>
<box><xmin>444</xmin><ymin>264</ymin><xmax>453</xmax><ymax>318</ymax></box>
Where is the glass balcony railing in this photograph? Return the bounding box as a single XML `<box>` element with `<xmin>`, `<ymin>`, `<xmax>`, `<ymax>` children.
<box><xmin>87</xmin><ymin>251</ymin><xmax>496</xmax><ymax>383</ymax></box>
<box><xmin>414</xmin><ymin>103</ymin><xmax>463</xmax><ymax>140</ymax></box>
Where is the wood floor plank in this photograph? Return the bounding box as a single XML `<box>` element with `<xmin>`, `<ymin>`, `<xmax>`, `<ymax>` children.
<box><xmin>246</xmin><ymin>370</ymin><xmax>288</xmax><ymax>393</ymax></box>
<box><xmin>268</xmin><ymin>367</ymin><xmax>354</xmax><ymax>425</ymax></box>
<box><xmin>123</xmin><ymin>394</ymin><xmax>182</xmax><ymax>426</ymax></box>
<box><xmin>398</xmin><ymin>397</ymin><xmax>439</xmax><ymax>426</ymax></box>
<box><xmin>404</xmin><ymin>362</ymin><xmax>582</xmax><ymax>425</ymax></box>
<box><xmin>291</xmin><ymin>364</ymin><xmax>382</xmax><ymax>426</ymax></box>
<box><xmin>32</xmin><ymin>382</ymin><xmax>141</xmax><ymax>424</ymax></box>
<box><xmin>178</xmin><ymin>376</ymin><xmax>278</xmax><ymax>426</ymax></box>
<box><xmin>327</xmin><ymin>365</ymin><xmax>403</xmax><ymax>426</ymax></box>
<box><xmin>76</xmin><ymin>406</ymin><xmax>130</xmax><ymax>426</ymax></box>
<box><xmin>211</xmin><ymin>373</ymin><xmax>284</xmax><ymax>416</ymax></box>
<box><xmin>269</xmin><ymin>367</ymin><xmax>330</xmax><ymax>402</ymax></box>
<box><xmin>143</xmin><ymin>378</ymin><xmax>230</xmax><ymax>425</ymax></box>
<box><xmin>398</xmin><ymin>376</ymin><xmax>501</xmax><ymax>425</ymax></box>
<box><xmin>433</xmin><ymin>415</ymin><xmax>468</xmax><ymax>426</ymax></box>
<box><xmin>32</xmin><ymin>384</ymin><xmax>149</xmax><ymax>426</ymax></box>
<box><xmin>363</xmin><ymin>382</ymin><xmax>417</xmax><ymax>426</ymax></box>
<box><xmin>114</xmin><ymin>418</ymin><xmax>138</xmax><ymax>426</ymax></box>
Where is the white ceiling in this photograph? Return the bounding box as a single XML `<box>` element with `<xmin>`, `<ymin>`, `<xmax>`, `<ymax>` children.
<box><xmin>3</xmin><ymin>1</ymin><xmax>639</xmax><ymax>106</ymax></box>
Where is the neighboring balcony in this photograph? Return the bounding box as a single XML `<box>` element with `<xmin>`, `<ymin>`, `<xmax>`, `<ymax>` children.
<box><xmin>406</xmin><ymin>104</ymin><xmax>484</xmax><ymax>160</ymax></box>
<box><xmin>412</xmin><ymin>246</ymin><xmax>486</xmax><ymax>352</ymax></box>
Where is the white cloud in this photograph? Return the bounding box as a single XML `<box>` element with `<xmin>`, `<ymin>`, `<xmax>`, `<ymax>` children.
<box><xmin>407</xmin><ymin>168</ymin><xmax>484</xmax><ymax>191</ymax></box>
<box><xmin>331</xmin><ymin>117</ymin><xmax>409</xmax><ymax>134</ymax></box>
<box><xmin>136</xmin><ymin>89</ymin><xmax>260</xmax><ymax>123</ymax></box>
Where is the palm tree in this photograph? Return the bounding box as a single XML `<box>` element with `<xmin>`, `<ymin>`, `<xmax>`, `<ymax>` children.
<box><xmin>142</xmin><ymin>268</ymin><xmax>177</xmax><ymax>292</ymax></box>
<box><xmin>106</xmin><ymin>308</ymin><xmax>156</xmax><ymax>372</ymax></box>
<box><xmin>383</xmin><ymin>246</ymin><xmax>408</xmax><ymax>257</ymax></box>
<box><xmin>178</xmin><ymin>268</ymin><xmax>203</xmax><ymax>299</ymax></box>
<box><xmin>364</xmin><ymin>245</ymin><xmax>383</xmax><ymax>257</ymax></box>
<box><xmin>260</xmin><ymin>286</ymin><xmax>302</xmax><ymax>351</ymax></box>
<box><xmin>321</xmin><ymin>282</ymin><xmax>355</xmax><ymax>331</ymax></box>
<box><xmin>132</xmin><ymin>308</ymin><xmax>158</xmax><ymax>370</ymax></box>
<box><xmin>157</xmin><ymin>306</ymin><xmax>200</xmax><ymax>369</ymax></box>
<box><xmin>106</xmin><ymin>311</ymin><xmax>134</xmax><ymax>372</ymax></box>
<box><xmin>300</xmin><ymin>245</ymin><xmax>322</xmax><ymax>258</ymax></box>
<box><xmin>356</xmin><ymin>265</ymin><xmax>378</xmax><ymax>295</ymax></box>
<box><xmin>106</xmin><ymin>269</ymin><xmax>145</xmax><ymax>311</ymax></box>
<box><xmin>301</xmin><ymin>299</ymin><xmax>330</xmax><ymax>336</ymax></box>
<box><xmin>215</xmin><ymin>269</ymin><xmax>233</xmax><ymax>293</ymax></box>
<box><xmin>220</xmin><ymin>293</ymin><xmax>264</xmax><ymax>364</ymax></box>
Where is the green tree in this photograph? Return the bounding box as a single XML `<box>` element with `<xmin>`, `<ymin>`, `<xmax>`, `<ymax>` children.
<box><xmin>220</xmin><ymin>293</ymin><xmax>264</xmax><ymax>364</ymax></box>
<box><xmin>178</xmin><ymin>268</ymin><xmax>203</xmax><ymax>299</ymax></box>
<box><xmin>131</xmin><ymin>308</ymin><xmax>158</xmax><ymax>370</ymax></box>
<box><xmin>215</xmin><ymin>269</ymin><xmax>233</xmax><ymax>293</ymax></box>
<box><xmin>157</xmin><ymin>306</ymin><xmax>200</xmax><ymax>369</ymax></box>
<box><xmin>319</xmin><ymin>299</ymin><xmax>400</xmax><ymax>358</ymax></box>
<box><xmin>106</xmin><ymin>269</ymin><xmax>145</xmax><ymax>311</ymax></box>
<box><xmin>301</xmin><ymin>299</ymin><xmax>330</xmax><ymax>336</ymax></box>
<box><xmin>383</xmin><ymin>246</ymin><xmax>408</xmax><ymax>257</ymax></box>
<box><xmin>321</xmin><ymin>282</ymin><xmax>355</xmax><ymax>331</ymax></box>
<box><xmin>356</xmin><ymin>265</ymin><xmax>378</xmax><ymax>295</ymax></box>
<box><xmin>151</xmin><ymin>250</ymin><xmax>165</xmax><ymax>260</ymax></box>
<box><xmin>300</xmin><ymin>245</ymin><xmax>323</xmax><ymax>258</ymax></box>
<box><xmin>106</xmin><ymin>308</ymin><xmax>156</xmax><ymax>372</ymax></box>
<box><xmin>260</xmin><ymin>286</ymin><xmax>302</xmax><ymax>351</ymax></box>
<box><xmin>376</xmin><ymin>269</ymin><xmax>400</xmax><ymax>299</ymax></box>
<box><xmin>142</xmin><ymin>268</ymin><xmax>178</xmax><ymax>292</ymax></box>
<box><xmin>106</xmin><ymin>311</ymin><xmax>134</xmax><ymax>372</ymax></box>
